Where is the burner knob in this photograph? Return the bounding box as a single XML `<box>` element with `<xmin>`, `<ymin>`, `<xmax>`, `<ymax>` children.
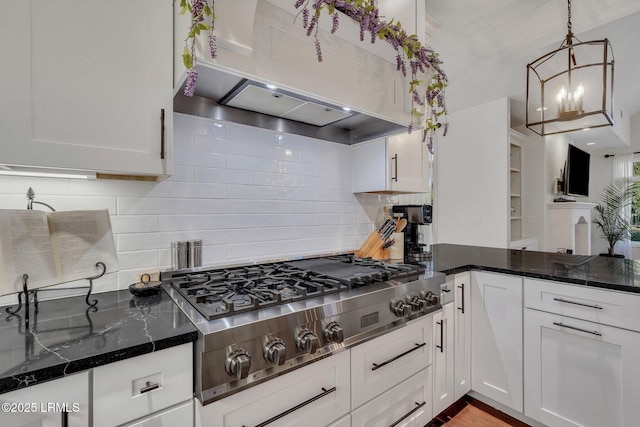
<box><xmin>409</xmin><ymin>296</ymin><xmax>427</xmax><ymax>312</ymax></box>
<box><xmin>264</xmin><ymin>339</ymin><xmax>287</xmax><ymax>366</ymax></box>
<box><xmin>296</xmin><ymin>329</ymin><xmax>319</xmax><ymax>354</ymax></box>
<box><xmin>420</xmin><ymin>291</ymin><xmax>439</xmax><ymax>306</ymax></box>
<box><xmin>391</xmin><ymin>300</ymin><xmax>411</xmax><ymax>318</ymax></box>
<box><xmin>323</xmin><ymin>322</ymin><xmax>344</xmax><ymax>344</ymax></box>
<box><xmin>225</xmin><ymin>349</ymin><xmax>251</xmax><ymax>380</ymax></box>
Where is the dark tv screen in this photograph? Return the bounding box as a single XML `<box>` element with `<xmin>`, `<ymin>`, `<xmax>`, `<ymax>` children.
<box><xmin>564</xmin><ymin>144</ymin><xmax>590</xmax><ymax>197</ymax></box>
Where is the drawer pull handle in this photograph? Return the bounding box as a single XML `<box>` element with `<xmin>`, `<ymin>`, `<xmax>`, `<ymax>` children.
<box><xmin>553</xmin><ymin>322</ymin><xmax>602</xmax><ymax>336</ymax></box>
<box><xmin>392</xmin><ymin>154</ymin><xmax>398</xmax><ymax>182</ymax></box>
<box><xmin>372</xmin><ymin>342</ymin><xmax>426</xmax><ymax>371</ymax></box>
<box><xmin>457</xmin><ymin>283</ymin><xmax>465</xmax><ymax>314</ymax></box>
<box><xmin>553</xmin><ymin>297</ymin><xmax>603</xmax><ymax>310</ymax></box>
<box><xmin>246</xmin><ymin>387</ymin><xmax>337</xmax><ymax>427</ymax></box>
<box><xmin>140</xmin><ymin>381</ymin><xmax>160</xmax><ymax>394</ymax></box>
<box><xmin>389</xmin><ymin>401</ymin><xmax>426</xmax><ymax>427</ymax></box>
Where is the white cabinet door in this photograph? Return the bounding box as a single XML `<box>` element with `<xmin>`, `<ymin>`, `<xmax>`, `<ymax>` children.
<box><xmin>351</xmin><ymin>316</ymin><xmax>432</xmax><ymax>408</ymax></box>
<box><xmin>453</xmin><ymin>272</ymin><xmax>471</xmax><ymax>400</ymax></box>
<box><xmin>524</xmin><ymin>309</ymin><xmax>640</xmax><ymax>427</ymax></box>
<box><xmin>471</xmin><ymin>272</ymin><xmax>523</xmax><ymax>412</ymax></box>
<box><xmin>351</xmin><ymin>132</ymin><xmax>429</xmax><ymax>194</ymax></box>
<box><xmin>0</xmin><ymin>372</ymin><xmax>89</xmax><ymax>427</ymax></box>
<box><xmin>0</xmin><ymin>0</ymin><xmax>172</xmax><ymax>178</ymax></box>
<box><xmin>197</xmin><ymin>350</ymin><xmax>350</xmax><ymax>427</ymax></box>
<box><xmin>351</xmin><ymin>367</ymin><xmax>433</xmax><ymax>427</ymax></box>
<box><xmin>432</xmin><ymin>303</ymin><xmax>455</xmax><ymax>416</ymax></box>
<box><xmin>388</xmin><ymin>131</ymin><xmax>429</xmax><ymax>193</ymax></box>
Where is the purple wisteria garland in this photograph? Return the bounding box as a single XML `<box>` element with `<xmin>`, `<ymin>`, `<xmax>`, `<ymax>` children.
<box><xmin>294</xmin><ymin>0</ymin><xmax>448</xmax><ymax>144</ymax></box>
<box><xmin>178</xmin><ymin>0</ymin><xmax>447</xmax><ymax>145</ymax></box>
<box><xmin>177</xmin><ymin>0</ymin><xmax>217</xmax><ymax>97</ymax></box>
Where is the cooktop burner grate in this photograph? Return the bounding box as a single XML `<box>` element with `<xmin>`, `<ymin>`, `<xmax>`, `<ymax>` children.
<box><xmin>165</xmin><ymin>255</ymin><xmax>423</xmax><ymax>320</ymax></box>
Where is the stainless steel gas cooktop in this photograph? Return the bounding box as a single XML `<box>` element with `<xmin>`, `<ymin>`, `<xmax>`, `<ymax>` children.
<box><xmin>161</xmin><ymin>254</ymin><xmax>444</xmax><ymax>404</ymax></box>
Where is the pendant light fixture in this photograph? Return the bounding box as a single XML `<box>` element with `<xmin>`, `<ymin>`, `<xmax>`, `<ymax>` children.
<box><xmin>526</xmin><ymin>0</ymin><xmax>614</xmax><ymax>136</ymax></box>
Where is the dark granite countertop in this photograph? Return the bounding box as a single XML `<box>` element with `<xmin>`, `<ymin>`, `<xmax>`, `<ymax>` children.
<box><xmin>0</xmin><ymin>289</ymin><xmax>197</xmax><ymax>394</ymax></box>
<box><xmin>429</xmin><ymin>243</ymin><xmax>640</xmax><ymax>294</ymax></box>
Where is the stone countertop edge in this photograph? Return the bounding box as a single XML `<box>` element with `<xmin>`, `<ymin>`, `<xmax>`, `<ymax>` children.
<box><xmin>430</xmin><ymin>243</ymin><xmax>640</xmax><ymax>295</ymax></box>
<box><xmin>0</xmin><ymin>289</ymin><xmax>198</xmax><ymax>395</ymax></box>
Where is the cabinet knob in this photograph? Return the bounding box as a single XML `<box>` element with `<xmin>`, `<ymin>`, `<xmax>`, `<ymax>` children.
<box><xmin>225</xmin><ymin>349</ymin><xmax>251</xmax><ymax>379</ymax></box>
<box><xmin>263</xmin><ymin>339</ymin><xmax>287</xmax><ymax>365</ymax></box>
<box><xmin>296</xmin><ymin>330</ymin><xmax>319</xmax><ymax>354</ymax></box>
<box><xmin>323</xmin><ymin>322</ymin><xmax>344</xmax><ymax>343</ymax></box>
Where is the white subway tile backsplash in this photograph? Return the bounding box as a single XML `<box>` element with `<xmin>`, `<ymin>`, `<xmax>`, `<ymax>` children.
<box><xmin>225</xmin><ymin>184</ymin><xmax>279</xmax><ymax>200</ymax></box>
<box><xmin>0</xmin><ymin>113</ymin><xmax>396</xmax><ymax>297</ymax></box>
<box><xmin>195</xmin><ymin>168</ymin><xmax>252</xmax><ymax>185</ymax></box>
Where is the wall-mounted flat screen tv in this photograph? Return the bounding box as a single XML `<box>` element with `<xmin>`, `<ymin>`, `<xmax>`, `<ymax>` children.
<box><xmin>564</xmin><ymin>143</ymin><xmax>590</xmax><ymax>197</ymax></box>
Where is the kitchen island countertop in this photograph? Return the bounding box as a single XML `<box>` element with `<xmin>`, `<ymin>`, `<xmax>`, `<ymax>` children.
<box><xmin>0</xmin><ymin>288</ymin><xmax>197</xmax><ymax>395</ymax></box>
<box><xmin>430</xmin><ymin>243</ymin><xmax>640</xmax><ymax>294</ymax></box>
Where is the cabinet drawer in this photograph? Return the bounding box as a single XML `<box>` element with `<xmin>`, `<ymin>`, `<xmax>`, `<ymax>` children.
<box><xmin>197</xmin><ymin>350</ymin><xmax>350</xmax><ymax>427</ymax></box>
<box><xmin>123</xmin><ymin>400</ymin><xmax>193</xmax><ymax>427</ymax></box>
<box><xmin>524</xmin><ymin>279</ymin><xmax>640</xmax><ymax>332</ymax></box>
<box><xmin>351</xmin><ymin>367</ymin><xmax>432</xmax><ymax>427</ymax></box>
<box><xmin>351</xmin><ymin>316</ymin><xmax>432</xmax><ymax>408</ymax></box>
<box><xmin>93</xmin><ymin>343</ymin><xmax>193</xmax><ymax>427</ymax></box>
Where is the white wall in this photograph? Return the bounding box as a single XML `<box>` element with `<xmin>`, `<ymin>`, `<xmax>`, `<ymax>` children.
<box><xmin>0</xmin><ymin>114</ymin><xmax>399</xmax><ymax>305</ymax></box>
<box><xmin>435</xmin><ymin>97</ymin><xmax>510</xmax><ymax>248</ymax></box>
<box><xmin>520</xmin><ymin>130</ymin><xmax>546</xmax><ymax>248</ymax></box>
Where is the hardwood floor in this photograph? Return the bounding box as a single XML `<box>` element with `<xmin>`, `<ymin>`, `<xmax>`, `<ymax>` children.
<box><xmin>426</xmin><ymin>396</ymin><xmax>530</xmax><ymax>427</ymax></box>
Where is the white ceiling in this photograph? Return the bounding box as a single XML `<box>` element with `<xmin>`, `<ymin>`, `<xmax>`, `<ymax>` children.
<box><xmin>425</xmin><ymin>0</ymin><xmax>640</xmax><ymax>149</ymax></box>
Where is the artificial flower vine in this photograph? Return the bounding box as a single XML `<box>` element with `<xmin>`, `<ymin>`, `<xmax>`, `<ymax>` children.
<box><xmin>176</xmin><ymin>0</ymin><xmax>217</xmax><ymax>96</ymax></box>
<box><xmin>178</xmin><ymin>0</ymin><xmax>448</xmax><ymax>144</ymax></box>
<box><xmin>293</xmin><ymin>0</ymin><xmax>448</xmax><ymax>145</ymax></box>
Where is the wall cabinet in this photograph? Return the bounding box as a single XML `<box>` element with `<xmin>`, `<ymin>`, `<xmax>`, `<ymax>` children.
<box><xmin>453</xmin><ymin>272</ymin><xmax>471</xmax><ymax>400</ymax></box>
<box><xmin>432</xmin><ymin>302</ymin><xmax>455</xmax><ymax>416</ymax></box>
<box><xmin>197</xmin><ymin>350</ymin><xmax>350</xmax><ymax>427</ymax></box>
<box><xmin>352</xmin><ymin>132</ymin><xmax>430</xmax><ymax>194</ymax></box>
<box><xmin>0</xmin><ymin>1</ymin><xmax>172</xmax><ymax>179</ymax></box>
<box><xmin>0</xmin><ymin>372</ymin><xmax>89</xmax><ymax>427</ymax></box>
<box><xmin>470</xmin><ymin>271</ymin><xmax>523</xmax><ymax>412</ymax></box>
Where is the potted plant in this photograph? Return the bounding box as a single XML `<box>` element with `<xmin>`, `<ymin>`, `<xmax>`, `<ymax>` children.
<box><xmin>592</xmin><ymin>177</ymin><xmax>639</xmax><ymax>257</ymax></box>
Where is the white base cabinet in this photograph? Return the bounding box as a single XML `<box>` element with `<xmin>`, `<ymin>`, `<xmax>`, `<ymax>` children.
<box><xmin>123</xmin><ymin>401</ymin><xmax>193</xmax><ymax>427</ymax></box>
<box><xmin>524</xmin><ymin>308</ymin><xmax>640</xmax><ymax>427</ymax></box>
<box><xmin>93</xmin><ymin>343</ymin><xmax>193</xmax><ymax>427</ymax></box>
<box><xmin>351</xmin><ymin>316</ymin><xmax>432</xmax><ymax>408</ymax></box>
<box><xmin>471</xmin><ymin>272</ymin><xmax>523</xmax><ymax>412</ymax></box>
<box><xmin>453</xmin><ymin>272</ymin><xmax>471</xmax><ymax>400</ymax></box>
<box><xmin>432</xmin><ymin>302</ymin><xmax>455</xmax><ymax>416</ymax></box>
<box><xmin>351</xmin><ymin>368</ymin><xmax>433</xmax><ymax>427</ymax></box>
<box><xmin>196</xmin><ymin>350</ymin><xmax>350</xmax><ymax>427</ymax></box>
<box><xmin>0</xmin><ymin>372</ymin><xmax>89</xmax><ymax>427</ymax></box>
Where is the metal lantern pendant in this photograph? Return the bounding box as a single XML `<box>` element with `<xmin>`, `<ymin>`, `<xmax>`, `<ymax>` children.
<box><xmin>526</xmin><ymin>0</ymin><xmax>614</xmax><ymax>136</ymax></box>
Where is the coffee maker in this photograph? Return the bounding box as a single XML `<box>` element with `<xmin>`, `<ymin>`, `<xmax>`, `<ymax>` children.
<box><xmin>391</xmin><ymin>204</ymin><xmax>433</xmax><ymax>263</ymax></box>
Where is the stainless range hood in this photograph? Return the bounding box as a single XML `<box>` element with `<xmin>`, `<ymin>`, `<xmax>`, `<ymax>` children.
<box><xmin>173</xmin><ymin>66</ymin><xmax>407</xmax><ymax>145</ymax></box>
